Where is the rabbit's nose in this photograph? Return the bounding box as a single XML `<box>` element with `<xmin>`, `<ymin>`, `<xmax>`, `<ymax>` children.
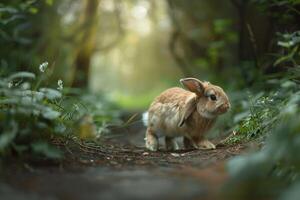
<box><xmin>219</xmin><ymin>103</ymin><xmax>230</xmax><ymax>112</ymax></box>
<box><xmin>226</xmin><ymin>102</ymin><xmax>231</xmax><ymax>110</ymax></box>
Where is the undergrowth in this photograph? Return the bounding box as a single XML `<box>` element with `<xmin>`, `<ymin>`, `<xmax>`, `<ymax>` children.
<box><xmin>0</xmin><ymin>62</ymin><xmax>120</xmax><ymax>159</ymax></box>
<box><xmin>223</xmin><ymin>24</ymin><xmax>300</xmax><ymax>199</ymax></box>
<box><xmin>224</xmin><ymin>28</ymin><xmax>300</xmax><ymax>146</ymax></box>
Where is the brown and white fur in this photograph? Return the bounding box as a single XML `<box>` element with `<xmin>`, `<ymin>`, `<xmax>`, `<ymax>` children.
<box><xmin>144</xmin><ymin>78</ymin><xmax>230</xmax><ymax>151</ymax></box>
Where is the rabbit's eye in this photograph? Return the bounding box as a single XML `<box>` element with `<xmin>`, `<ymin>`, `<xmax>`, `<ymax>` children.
<box><xmin>209</xmin><ymin>94</ymin><xmax>217</xmax><ymax>101</ymax></box>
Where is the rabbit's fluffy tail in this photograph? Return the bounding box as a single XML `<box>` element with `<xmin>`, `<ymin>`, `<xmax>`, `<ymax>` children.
<box><xmin>142</xmin><ymin>112</ymin><xmax>148</xmax><ymax>127</ymax></box>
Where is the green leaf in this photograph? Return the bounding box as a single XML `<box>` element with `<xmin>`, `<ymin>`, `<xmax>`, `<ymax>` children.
<box><xmin>274</xmin><ymin>54</ymin><xmax>291</xmax><ymax>66</ymax></box>
<box><xmin>39</xmin><ymin>88</ymin><xmax>62</xmax><ymax>100</ymax></box>
<box><xmin>29</xmin><ymin>7</ymin><xmax>38</xmax><ymax>14</ymax></box>
<box><xmin>281</xmin><ymin>80</ymin><xmax>297</xmax><ymax>88</ymax></box>
<box><xmin>0</xmin><ymin>7</ymin><xmax>18</xmax><ymax>14</ymax></box>
<box><xmin>31</xmin><ymin>142</ymin><xmax>62</xmax><ymax>159</ymax></box>
<box><xmin>42</xmin><ymin>107</ymin><xmax>60</xmax><ymax>120</ymax></box>
<box><xmin>277</xmin><ymin>41</ymin><xmax>293</xmax><ymax>48</ymax></box>
<box><xmin>45</xmin><ymin>0</ymin><xmax>54</xmax><ymax>6</ymax></box>
<box><xmin>7</xmin><ymin>72</ymin><xmax>36</xmax><ymax>81</ymax></box>
<box><xmin>1</xmin><ymin>15</ymin><xmax>25</xmax><ymax>25</ymax></box>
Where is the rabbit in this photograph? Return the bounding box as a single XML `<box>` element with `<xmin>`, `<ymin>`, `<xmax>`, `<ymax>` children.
<box><xmin>144</xmin><ymin>77</ymin><xmax>230</xmax><ymax>151</ymax></box>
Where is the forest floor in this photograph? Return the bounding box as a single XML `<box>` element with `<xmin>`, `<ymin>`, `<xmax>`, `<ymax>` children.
<box><xmin>0</xmin><ymin>116</ymin><xmax>248</xmax><ymax>200</ymax></box>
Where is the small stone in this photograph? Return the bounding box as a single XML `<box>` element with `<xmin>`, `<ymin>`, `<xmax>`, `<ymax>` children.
<box><xmin>110</xmin><ymin>161</ymin><xmax>118</xmax><ymax>165</ymax></box>
<box><xmin>171</xmin><ymin>153</ymin><xmax>180</xmax><ymax>157</ymax></box>
<box><xmin>142</xmin><ymin>152</ymin><xmax>149</xmax><ymax>156</ymax></box>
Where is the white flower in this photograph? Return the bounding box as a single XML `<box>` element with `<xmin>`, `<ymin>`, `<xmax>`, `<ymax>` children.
<box><xmin>57</xmin><ymin>79</ymin><xmax>63</xmax><ymax>90</ymax></box>
<box><xmin>8</xmin><ymin>82</ymin><xmax>13</xmax><ymax>88</ymax></box>
<box><xmin>39</xmin><ymin>62</ymin><xmax>48</xmax><ymax>73</ymax></box>
<box><xmin>73</xmin><ymin>104</ymin><xmax>79</xmax><ymax>111</ymax></box>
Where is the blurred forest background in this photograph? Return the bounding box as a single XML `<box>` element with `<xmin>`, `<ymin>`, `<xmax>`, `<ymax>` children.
<box><xmin>1</xmin><ymin>0</ymin><xmax>300</xmax><ymax>199</ymax></box>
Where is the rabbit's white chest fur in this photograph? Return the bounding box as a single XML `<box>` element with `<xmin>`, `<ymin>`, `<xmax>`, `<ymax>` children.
<box><xmin>148</xmin><ymin>102</ymin><xmax>186</xmax><ymax>137</ymax></box>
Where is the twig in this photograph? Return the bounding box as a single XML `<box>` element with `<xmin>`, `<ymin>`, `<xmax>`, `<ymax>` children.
<box><xmin>246</xmin><ymin>23</ymin><xmax>259</xmax><ymax>68</ymax></box>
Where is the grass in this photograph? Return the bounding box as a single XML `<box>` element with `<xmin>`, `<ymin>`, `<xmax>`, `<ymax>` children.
<box><xmin>111</xmin><ymin>89</ymin><xmax>165</xmax><ymax>110</ymax></box>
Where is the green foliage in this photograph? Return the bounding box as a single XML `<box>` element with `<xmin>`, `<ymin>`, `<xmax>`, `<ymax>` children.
<box><xmin>0</xmin><ymin>69</ymin><xmax>65</xmax><ymax>158</ymax></box>
<box><xmin>0</xmin><ymin>0</ymin><xmax>36</xmax><ymax>71</ymax></box>
<box><xmin>194</xmin><ymin>18</ymin><xmax>238</xmax><ymax>81</ymax></box>
<box><xmin>0</xmin><ymin>0</ymin><xmax>58</xmax><ymax>75</ymax></box>
<box><xmin>224</xmin><ymin>27</ymin><xmax>300</xmax><ymax>145</ymax></box>
<box><xmin>226</xmin><ymin>91</ymin><xmax>282</xmax><ymax>144</ymax></box>
<box><xmin>206</xmin><ymin>19</ymin><xmax>237</xmax><ymax>67</ymax></box>
<box><xmin>0</xmin><ymin>62</ymin><xmax>119</xmax><ymax>159</ymax></box>
<box><xmin>223</xmin><ymin>27</ymin><xmax>300</xmax><ymax>199</ymax></box>
<box><xmin>275</xmin><ymin>31</ymin><xmax>300</xmax><ymax>66</ymax></box>
<box><xmin>224</xmin><ymin>106</ymin><xmax>300</xmax><ymax>200</ymax></box>
<box><xmin>253</xmin><ymin>0</ymin><xmax>300</xmax><ymax>23</ymax></box>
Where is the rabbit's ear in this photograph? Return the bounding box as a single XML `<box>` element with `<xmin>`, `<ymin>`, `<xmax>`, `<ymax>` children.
<box><xmin>180</xmin><ymin>78</ymin><xmax>205</xmax><ymax>96</ymax></box>
<box><xmin>178</xmin><ymin>96</ymin><xmax>197</xmax><ymax>127</ymax></box>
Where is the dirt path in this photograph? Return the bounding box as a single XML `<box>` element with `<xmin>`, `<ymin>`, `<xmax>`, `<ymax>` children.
<box><xmin>0</xmin><ymin>120</ymin><xmax>246</xmax><ymax>200</ymax></box>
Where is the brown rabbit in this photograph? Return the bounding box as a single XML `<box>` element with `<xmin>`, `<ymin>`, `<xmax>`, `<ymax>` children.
<box><xmin>143</xmin><ymin>78</ymin><xmax>230</xmax><ymax>151</ymax></box>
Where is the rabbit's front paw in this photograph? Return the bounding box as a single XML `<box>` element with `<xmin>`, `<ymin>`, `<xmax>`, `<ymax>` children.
<box><xmin>165</xmin><ymin>137</ymin><xmax>179</xmax><ymax>151</ymax></box>
<box><xmin>145</xmin><ymin>128</ymin><xmax>159</xmax><ymax>151</ymax></box>
<box><xmin>145</xmin><ymin>138</ymin><xmax>158</xmax><ymax>151</ymax></box>
<box><xmin>197</xmin><ymin>139</ymin><xmax>216</xmax><ymax>150</ymax></box>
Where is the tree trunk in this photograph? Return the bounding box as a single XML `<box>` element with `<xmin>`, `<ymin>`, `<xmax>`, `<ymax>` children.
<box><xmin>72</xmin><ymin>0</ymin><xmax>100</xmax><ymax>88</ymax></box>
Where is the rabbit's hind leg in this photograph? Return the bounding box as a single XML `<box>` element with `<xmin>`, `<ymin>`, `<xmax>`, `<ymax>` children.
<box><xmin>145</xmin><ymin>127</ymin><xmax>159</xmax><ymax>151</ymax></box>
<box><xmin>197</xmin><ymin>139</ymin><xmax>216</xmax><ymax>150</ymax></box>
<box><xmin>183</xmin><ymin>137</ymin><xmax>195</xmax><ymax>150</ymax></box>
<box><xmin>165</xmin><ymin>137</ymin><xmax>179</xmax><ymax>151</ymax></box>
